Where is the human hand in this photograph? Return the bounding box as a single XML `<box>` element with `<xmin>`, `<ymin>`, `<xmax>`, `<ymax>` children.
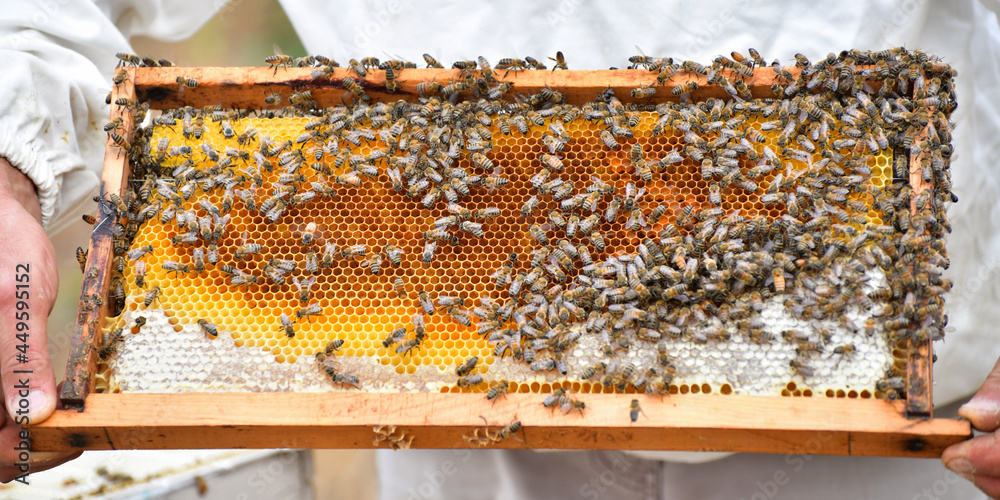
<box><xmin>0</xmin><ymin>157</ymin><xmax>80</xmax><ymax>482</ymax></box>
<box><xmin>942</xmin><ymin>357</ymin><xmax>1000</xmax><ymax>499</ymax></box>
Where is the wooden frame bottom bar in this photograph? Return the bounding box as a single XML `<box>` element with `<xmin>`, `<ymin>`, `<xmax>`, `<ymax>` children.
<box><xmin>30</xmin><ymin>394</ymin><xmax>969</xmax><ymax>457</ymax></box>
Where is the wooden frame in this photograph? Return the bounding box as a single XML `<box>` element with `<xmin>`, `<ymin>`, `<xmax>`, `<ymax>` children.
<box><xmin>33</xmin><ymin>65</ymin><xmax>970</xmax><ymax>456</ymax></box>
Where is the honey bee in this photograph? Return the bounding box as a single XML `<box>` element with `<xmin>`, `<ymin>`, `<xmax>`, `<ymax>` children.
<box><xmin>288</xmin><ymin>276</ymin><xmax>315</xmax><ymax>304</ymax></box>
<box><xmin>417</xmin><ymin>290</ymin><xmax>435</xmax><ymax>315</ymax></box>
<box><xmin>98</xmin><ymin>328</ymin><xmax>126</xmax><ymax>361</ymax></box>
<box><xmin>474</xmin><ymin>207</ymin><xmax>501</xmax><ymax>221</ymax></box>
<box><xmin>528</xmin><ymin>223</ymin><xmax>548</xmax><ymax>245</ymax></box>
<box><xmin>383</xmin><ymin>326</ymin><xmax>407</xmax><ymax>348</ymax></box>
<box><xmin>127</xmin><ymin>245</ymin><xmax>154</xmax><ymax>261</ymax></box>
<box><xmin>470</xmin><ymin>152</ymin><xmax>493</xmax><ymax>170</ymax></box>
<box><xmin>234</xmin><ymin>243</ymin><xmax>262</xmax><ymax>260</ymax></box>
<box><xmin>590</xmin><ymin>231</ymin><xmax>607</xmax><ymax>251</ymax></box>
<box><xmin>789</xmin><ymin>359</ymin><xmax>814</xmax><ymax>378</ymax></box>
<box><xmin>197</xmin><ymin>319</ymin><xmax>219</xmax><ymax>338</ymax></box>
<box><xmin>456</xmin><ymin>356</ymin><xmax>479</xmax><ymax>377</ymax></box>
<box><xmin>549</xmin><ymin>51</ymin><xmax>568</xmax><ymax>71</ymax></box>
<box><xmin>115</xmin><ymin>52</ymin><xmax>141</xmax><ymax>66</ymax></box>
<box><xmin>340</xmin><ymin>77</ymin><xmax>365</xmax><ymax>99</ymax></box>
<box><xmin>143</xmin><ymin>286</ymin><xmax>161</xmax><ymax>307</ymax></box>
<box><xmin>303</xmin><ymin>251</ymin><xmax>319</xmax><ymax>275</ymax></box>
<box><xmin>161</xmin><ymin>260</ymin><xmax>190</xmax><ymax>277</ymax></box>
<box><xmin>634</xmin><ymin>159</ymin><xmax>652</xmax><ymax>183</ymax></box>
<box><xmin>599</xmin><ymin>129</ymin><xmax>619</xmax><ymax>150</ymax></box>
<box><xmin>496</xmin><ymin>57</ymin><xmax>528</xmax><ymax>77</ymax></box>
<box><xmin>671</xmin><ymin>81</ymin><xmax>698</xmax><ymax>96</ymax></box>
<box><xmin>176</xmin><ymin>76</ymin><xmax>198</xmax><ymax>89</ymax></box>
<box><xmin>324</xmin><ymin>339</ymin><xmax>345</xmax><ymax>356</ymax></box>
<box><xmin>421</xmin><ymin>240</ymin><xmax>437</xmax><ymax>264</ymax></box>
<box><xmin>109</xmin><ymin>132</ymin><xmax>132</xmax><ymax>151</ymax></box>
<box><xmin>631</xmin><ymin>84</ymin><xmax>657</xmax><ymax>99</ymax></box>
<box><xmin>437</xmin><ymin>295</ymin><xmax>467</xmax><ymax>310</ymax></box>
<box><xmin>630</xmin><ymin>399</ymin><xmax>645</xmax><ymax>422</ymax></box>
<box><xmin>278</xmin><ymin>313</ymin><xmax>296</xmax><ymax>338</ymax></box>
<box><xmin>525</xmin><ymin>56</ymin><xmax>546</xmax><ymax>70</ymax></box>
<box><xmin>494</xmin><ymin>419</ymin><xmax>523</xmax><ymax>442</ymax></box>
<box><xmin>365</xmin><ymin>252</ymin><xmax>382</xmax><ymax>275</ymax></box>
<box><xmin>455</xmin><ymin>374</ymin><xmax>483</xmax><ymax>388</ymax></box>
<box><xmin>133</xmin><ymin>260</ymin><xmax>147</xmax><ymax>288</ymax></box>
<box><xmin>295</xmin><ymin>303</ymin><xmax>323</xmax><ymax>323</ymax></box>
<box><xmin>833</xmin><ymin>344</ymin><xmax>856</xmax><ymax>356</ymax></box>
<box><xmin>460</xmin><ymin>221</ymin><xmax>484</xmax><ymax>238</ymax></box>
<box><xmin>423</xmin><ymin>53</ymin><xmax>444</xmax><ymax>68</ymax></box>
<box><xmin>103</xmin><ymin>117</ymin><xmax>124</xmax><ymax>134</ymax></box>
<box><xmin>265</xmin><ymin>54</ymin><xmax>294</xmax><ymax>74</ymax></box>
<box><xmin>384</xmin><ymin>65</ymin><xmax>398</xmax><ymax>92</ymax></box>
<box><xmin>113</xmin><ymin>97</ymin><xmax>138</xmax><ymax>109</ymax></box>
<box><xmin>341</xmin><ymin>244</ymin><xmax>367</xmax><ymax>260</ymax></box>
<box><xmin>263</xmin><ymin>87</ymin><xmax>282</xmax><ymax>105</ymax></box>
<box><xmin>334</xmin><ymin>172</ymin><xmax>363</xmax><ymax>187</ymax></box>
<box><xmin>74</xmin><ymin>247</ymin><xmax>88</xmax><ymax>273</ymax></box>
<box><xmin>486</xmin><ymin>381</ymin><xmax>510</xmax><ymax>403</ymax></box>
<box><xmin>772</xmin><ymin>267</ymin><xmax>786</xmax><ymax>293</ymax></box>
<box><xmin>558</xmin><ymin>393</ymin><xmax>586</xmax><ymax>415</ymax></box>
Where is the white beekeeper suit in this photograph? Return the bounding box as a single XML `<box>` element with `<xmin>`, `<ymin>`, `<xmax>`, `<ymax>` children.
<box><xmin>2</xmin><ymin>0</ymin><xmax>996</xmax><ymax>498</ymax></box>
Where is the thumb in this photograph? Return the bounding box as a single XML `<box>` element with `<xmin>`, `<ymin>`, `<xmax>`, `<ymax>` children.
<box><xmin>0</xmin><ymin>261</ymin><xmax>58</xmax><ymax>425</ymax></box>
<box><xmin>959</xmin><ymin>356</ymin><xmax>1000</xmax><ymax>432</ymax></box>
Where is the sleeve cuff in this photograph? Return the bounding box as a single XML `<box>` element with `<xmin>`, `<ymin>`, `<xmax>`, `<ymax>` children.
<box><xmin>0</xmin><ymin>125</ymin><xmax>77</xmax><ymax>229</ymax></box>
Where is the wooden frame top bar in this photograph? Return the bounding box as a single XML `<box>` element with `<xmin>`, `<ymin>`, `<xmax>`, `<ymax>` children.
<box><xmin>135</xmin><ymin>66</ymin><xmax>809</xmax><ymax>109</ymax></box>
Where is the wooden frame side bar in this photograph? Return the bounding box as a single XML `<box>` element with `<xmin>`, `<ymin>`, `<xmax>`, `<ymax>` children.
<box><xmin>60</xmin><ymin>68</ymin><xmax>137</xmax><ymax>408</ymax></box>
<box><xmin>31</xmin><ymin>393</ymin><xmax>970</xmax><ymax>457</ymax></box>
<box><xmin>905</xmin><ymin>97</ymin><xmax>937</xmax><ymax>417</ymax></box>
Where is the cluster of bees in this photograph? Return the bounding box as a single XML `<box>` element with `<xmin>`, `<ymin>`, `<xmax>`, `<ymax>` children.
<box><xmin>87</xmin><ymin>47</ymin><xmax>954</xmax><ymax>408</ymax></box>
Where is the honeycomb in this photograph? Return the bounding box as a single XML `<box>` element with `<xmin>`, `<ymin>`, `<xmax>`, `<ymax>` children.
<box><xmin>91</xmin><ymin>49</ymin><xmax>955</xmax><ymax>402</ymax></box>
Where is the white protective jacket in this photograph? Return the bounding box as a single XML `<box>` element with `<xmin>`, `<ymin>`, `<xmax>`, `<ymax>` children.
<box><xmin>3</xmin><ymin>0</ymin><xmax>999</xmax><ymax>467</ymax></box>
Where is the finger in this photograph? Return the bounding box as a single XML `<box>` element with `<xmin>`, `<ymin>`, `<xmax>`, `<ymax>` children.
<box><xmin>960</xmin><ymin>356</ymin><xmax>1000</xmax><ymax>432</ymax></box>
<box><xmin>0</xmin><ymin>256</ymin><xmax>59</xmax><ymax>425</ymax></box>
<box><xmin>943</xmin><ymin>432</ymin><xmax>1000</xmax><ymax>478</ymax></box>
<box><xmin>0</xmin><ymin>416</ymin><xmax>79</xmax><ymax>483</ymax></box>
<box><xmin>0</xmin><ymin>452</ymin><xmax>82</xmax><ymax>484</ymax></box>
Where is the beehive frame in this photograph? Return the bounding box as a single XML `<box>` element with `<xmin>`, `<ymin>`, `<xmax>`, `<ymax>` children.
<box><xmin>31</xmin><ymin>65</ymin><xmax>970</xmax><ymax>456</ymax></box>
